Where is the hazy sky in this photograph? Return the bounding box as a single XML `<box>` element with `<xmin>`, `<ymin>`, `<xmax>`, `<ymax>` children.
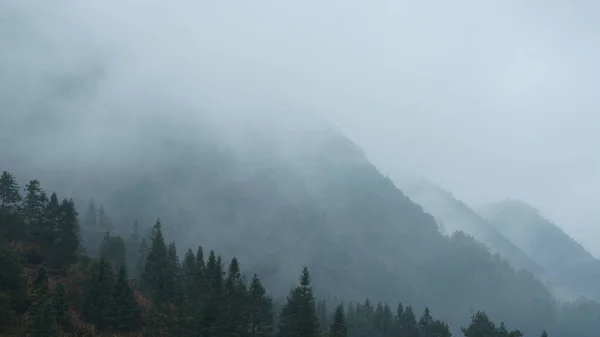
<box><xmin>2</xmin><ymin>1</ymin><xmax>600</xmax><ymax>254</ymax></box>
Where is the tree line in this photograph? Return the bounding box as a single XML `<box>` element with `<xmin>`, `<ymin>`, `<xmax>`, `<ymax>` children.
<box><xmin>0</xmin><ymin>170</ymin><xmax>548</xmax><ymax>336</ymax></box>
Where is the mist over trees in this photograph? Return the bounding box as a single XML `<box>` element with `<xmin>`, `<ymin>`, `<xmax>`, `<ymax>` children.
<box><xmin>1</xmin><ymin>170</ymin><xmax>557</xmax><ymax>337</ymax></box>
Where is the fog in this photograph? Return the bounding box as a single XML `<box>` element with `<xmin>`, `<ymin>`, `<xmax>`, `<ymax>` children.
<box><xmin>1</xmin><ymin>0</ymin><xmax>600</xmax><ymax>254</ymax></box>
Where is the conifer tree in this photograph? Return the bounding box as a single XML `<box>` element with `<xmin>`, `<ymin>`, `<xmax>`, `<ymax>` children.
<box><xmin>141</xmin><ymin>218</ymin><xmax>171</xmax><ymax>307</ymax></box>
<box><xmin>52</xmin><ymin>198</ymin><xmax>80</xmax><ymax>270</ymax></box>
<box><xmin>399</xmin><ymin>305</ymin><xmax>419</xmax><ymax>337</ymax></box>
<box><xmin>0</xmin><ymin>171</ymin><xmax>23</xmax><ymax>240</ymax></box>
<box><xmin>540</xmin><ymin>330</ymin><xmax>548</xmax><ymax>337</ymax></box>
<box><xmin>223</xmin><ymin>257</ymin><xmax>248</xmax><ymax>337</ymax></box>
<box><xmin>24</xmin><ymin>180</ymin><xmax>48</xmax><ymax>243</ymax></box>
<box><xmin>418</xmin><ymin>307</ymin><xmax>433</xmax><ymax>337</ymax></box>
<box><xmin>248</xmin><ymin>273</ymin><xmax>273</xmax><ymax>337</ymax></box>
<box><xmin>99</xmin><ymin>233</ymin><xmax>126</xmax><ymax>271</ymax></box>
<box><xmin>52</xmin><ymin>282</ymin><xmax>70</xmax><ymax>329</ymax></box>
<box><xmin>277</xmin><ymin>267</ymin><xmax>320</xmax><ymax>337</ymax></box>
<box><xmin>329</xmin><ymin>304</ymin><xmax>347</xmax><ymax>337</ymax></box>
<box><xmin>112</xmin><ymin>266</ymin><xmax>141</xmax><ymax>332</ymax></box>
<box><xmin>461</xmin><ymin>311</ymin><xmax>496</xmax><ymax>337</ymax></box>
<box><xmin>82</xmin><ymin>258</ymin><xmax>116</xmax><ymax>330</ymax></box>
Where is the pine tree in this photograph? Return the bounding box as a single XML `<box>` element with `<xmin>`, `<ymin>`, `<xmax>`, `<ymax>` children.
<box><xmin>223</xmin><ymin>257</ymin><xmax>248</xmax><ymax>337</ymax></box>
<box><xmin>0</xmin><ymin>171</ymin><xmax>23</xmax><ymax>240</ymax></box>
<box><xmin>201</xmin><ymin>250</ymin><xmax>226</xmax><ymax>337</ymax></box>
<box><xmin>112</xmin><ymin>266</ymin><xmax>141</xmax><ymax>332</ymax></box>
<box><xmin>329</xmin><ymin>304</ymin><xmax>347</xmax><ymax>337</ymax></box>
<box><xmin>461</xmin><ymin>311</ymin><xmax>496</xmax><ymax>337</ymax></box>
<box><xmin>399</xmin><ymin>305</ymin><xmax>419</xmax><ymax>337</ymax></box>
<box><xmin>82</xmin><ymin>258</ymin><xmax>116</xmax><ymax>329</ymax></box>
<box><xmin>53</xmin><ymin>282</ymin><xmax>70</xmax><ymax>329</ymax></box>
<box><xmin>418</xmin><ymin>307</ymin><xmax>433</xmax><ymax>337</ymax></box>
<box><xmin>248</xmin><ymin>274</ymin><xmax>273</xmax><ymax>337</ymax></box>
<box><xmin>24</xmin><ymin>180</ymin><xmax>48</xmax><ymax>244</ymax></box>
<box><xmin>540</xmin><ymin>330</ymin><xmax>548</xmax><ymax>337</ymax></box>
<box><xmin>50</xmin><ymin>198</ymin><xmax>80</xmax><ymax>270</ymax></box>
<box><xmin>277</xmin><ymin>267</ymin><xmax>320</xmax><ymax>337</ymax></box>
<box><xmin>99</xmin><ymin>233</ymin><xmax>126</xmax><ymax>271</ymax></box>
<box><xmin>141</xmin><ymin>218</ymin><xmax>171</xmax><ymax>307</ymax></box>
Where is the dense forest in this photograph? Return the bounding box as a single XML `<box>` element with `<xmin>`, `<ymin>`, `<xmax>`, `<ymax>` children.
<box><xmin>0</xmin><ymin>170</ymin><xmax>547</xmax><ymax>336</ymax></box>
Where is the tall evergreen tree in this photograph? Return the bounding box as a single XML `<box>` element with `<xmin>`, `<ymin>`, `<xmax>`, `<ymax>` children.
<box><xmin>399</xmin><ymin>305</ymin><xmax>419</xmax><ymax>337</ymax></box>
<box><xmin>277</xmin><ymin>267</ymin><xmax>320</xmax><ymax>337</ymax></box>
<box><xmin>329</xmin><ymin>304</ymin><xmax>347</xmax><ymax>337</ymax></box>
<box><xmin>223</xmin><ymin>257</ymin><xmax>248</xmax><ymax>337</ymax></box>
<box><xmin>462</xmin><ymin>311</ymin><xmax>496</xmax><ymax>337</ymax></box>
<box><xmin>0</xmin><ymin>171</ymin><xmax>23</xmax><ymax>240</ymax></box>
<box><xmin>82</xmin><ymin>258</ymin><xmax>116</xmax><ymax>330</ymax></box>
<box><xmin>141</xmin><ymin>218</ymin><xmax>172</xmax><ymax>307</ymax></box>
<box><xmin>50</xmin><ymin>198</ymin><xmax>80</xmax><ymax>270</ymax></box>
<box><xmin>24</xmin><ymin>180</ymin><xmax>48</xmax><ymax>243</ymax></box>
<box><xmin>99</xmin><ymin>233</ymin><xmax>126</xmax><ymax>271</ymax></box>
<box><xmin>112</xmin><ymin>266</ymin><xmax>141</xmax><ymax>332</ymax></box>
<box><xmin>248</xmin><ymin>273</ymin><xmax>273</xmax><ymax>337</ymax></box>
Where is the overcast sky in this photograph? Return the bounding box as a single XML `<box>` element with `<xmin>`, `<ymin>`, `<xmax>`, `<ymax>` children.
<box><xmin>2</xmin><ymin>1</ymin><xmax>600</xmax><ymax>254</ymax></box>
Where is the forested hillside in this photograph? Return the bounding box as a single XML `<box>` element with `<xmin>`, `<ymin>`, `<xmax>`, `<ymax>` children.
<box><xmin>0</xmin><ymin>170</ymin><xmax>535</xmax><ymax>337</ymax></box>
<box><xmin>2</xmin><ymin>119</ymin><xmax>600</xmax><ymax>336</ymax></box>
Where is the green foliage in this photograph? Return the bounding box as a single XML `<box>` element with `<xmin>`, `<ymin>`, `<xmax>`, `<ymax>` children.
<box><xmin>0</xmin><ymin>171</ymin><xmax>24</xmax><ymax>240</ymax></box>
<box><xmin>329</xmin><ymin>304</ymin><xmax>347</xmax><ymax>337</ymax></box>
<box><xmin>112</xmin><ymin>266</ymin><xmax>141</xmax><ymax>332</ymax></box>
<box><xmin>52</xmin><ymin>282</ymin><xmax>70</xmax><ymax>329</ymax></box>
<box><xmin>277</xmin><ymin>267</ymin><xmax>321</xmax><ymax>337</ymax></box>
<box><xmin>99</xmin><ymin>233</ymin><xmax>127</xmax><ymax>271</ymax></box>
<box><xmin>82</xmin><ymin>258</ymin><xmax>116</xmax><ymax>329</ymax></box>
<box><xmin>0</xmin><ymin>242</ymin><xmax>28</xmax><ymax>333</ymax></box>
<box><xmin>141</xmin><ymin>218</ymin><xmax>174</xmax><ymax>307</ymax></box>
<box><xmin>30</xmin><ymin>300</ymin><xmax>58</xmax><ymax>337</ymax></box>
<box><xmin>248</xmin><ymin>273</ymin><xmax>274</xmax><ymax>337</ymax></box>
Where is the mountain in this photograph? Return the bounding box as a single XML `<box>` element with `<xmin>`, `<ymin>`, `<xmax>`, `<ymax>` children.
<box><xmin>5</xmin><ymin>114</ymin><xmax>600</xmax><ymax>336</ymax></box>
<box><xmin>477</xmin><ymin>200</ymin><xmax>600</xmax><ymax>301</ymax></box>
<box><xmin>401</xmin><ymin>180</ymin><xmax>546</xmax><ymax>276</ymax></box>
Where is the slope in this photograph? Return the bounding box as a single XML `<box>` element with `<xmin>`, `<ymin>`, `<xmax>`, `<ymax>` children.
<box><xmin>477</xmin><ymin>200</ymin><xmax>600</xmax><ymax>301</ymax></box>
<box><xmin>1</xmin><ymin>115</ymin><xmax>565</xmax><ymax>336</ymax></box>
<box><xmin>402</xmin><ymin>179</ymin><xmax>545</xmax><ymax>276</ymax></box>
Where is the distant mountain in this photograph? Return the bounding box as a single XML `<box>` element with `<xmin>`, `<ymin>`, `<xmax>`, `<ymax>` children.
<box><xmin>477</xmin><ymin>200</ymin><xmax>600</xmax><ymax>301</ymax></box>
<box><xmin>402</xmin><ymin>180</ymin><xmax>546</xmax><ymax>276</ymax></box>
<box><xmin>3</xmin><ymin>111</ymin><xmax>600</xmax><ymax>336</ymax></box>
